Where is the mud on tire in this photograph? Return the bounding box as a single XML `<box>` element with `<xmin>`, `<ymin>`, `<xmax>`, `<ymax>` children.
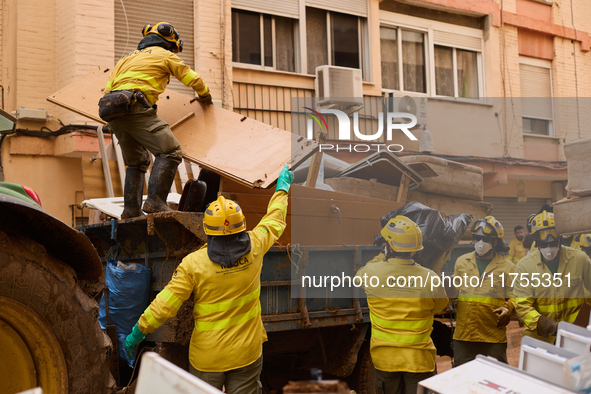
<box><xmin>0</xmin><ymin>230</ymin><xmax>114</xmax><ymax>393</ymax></box>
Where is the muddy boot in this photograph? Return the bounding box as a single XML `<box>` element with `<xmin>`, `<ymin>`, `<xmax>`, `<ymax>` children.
<box><xmin>121</xmin><ymin>167</ymin><xmax>145</xmax><ymax>219</ymax></box>
<box><xmin>142</xmin><ymin>156</ymin><xmax>179</xmax><ymax>214</ymax></box>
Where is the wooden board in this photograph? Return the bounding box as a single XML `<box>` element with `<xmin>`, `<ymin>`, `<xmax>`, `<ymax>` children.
<box><xmin>47</xmin><ymin>67</ymin><xmax>318</xmax><ymax>189</ymax></box>
<box><xmin>81</xmin><ymin>157</ymin><xmax>123</xmax><ymax>200</ymax></box>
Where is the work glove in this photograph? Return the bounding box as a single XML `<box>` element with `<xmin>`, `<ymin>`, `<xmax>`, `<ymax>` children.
<box><xmin>537</xmin><ymin>315</ymin><xmax>559</xmax><ymax>338</ymax></box>
<box><xmin>493</xmin><ymin>306</ymin><xmax>511</xmax><ymax>328</ymax></box>
<box><xmin>197</xmin><ymin>93</ymin><xmax>213</xmax><ymax>105</ymax></box>
<box><xmin>276</xmin><ymin>165</ymin><xmax>294</xmax><ymax>193</ymax></box>
<box><xmin>124</xmin><ymin>322</ymin><xmax>146</xmax><ymax>359</ymax></box>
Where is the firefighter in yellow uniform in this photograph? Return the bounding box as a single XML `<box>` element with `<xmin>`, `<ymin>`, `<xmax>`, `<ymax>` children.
<box><xmin>579</xmin><ymin>234</ymin><xmax>591</xmax><ymax>258</ymax></box>
<box><xmin>451</xmin><ymin>216</ymin><xmax>515</xmax><ymax>367</ymax></box>
<box><xmin>507</xmin><ymin>225</ymin><xmax>527</xmax><ymax>264</ymax></box>
<box><xmin>103</xmin><ymin>22</ymin><xmax>212</xmax><ymax>219</ymax></box>
<box><xmin>356</xmin><ymin>216</ymin><xmax>448</xmax><ymax>394</ymax></box>
<box><xmin>514</xmin><ymin>210</ymin><xmax>591</xmax><ymax>343</ymax></box>
<box><xmin>124</xmin><ymin>165</ymin><xmax>293</xmax><ymax>393</ymax></box>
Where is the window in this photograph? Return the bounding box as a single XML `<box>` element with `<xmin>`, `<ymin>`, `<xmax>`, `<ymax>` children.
<box><xmin>379</xmin><ymin>13</ymin><xmax>484</xmax><ymax>99</ymax></box>
<box><xmin>519</xmin><ymin>57</ymin><xmax>553</xmax><ymax>136</ymax></box>
<box><xmin>306</xmin><ymin>7</ymin><xmax>367</xmax><ymax>77</ymax></box>
<box><xmin>232</xmin><ymin>9</ymin><xmax>297</xmax><ymax>72</ymax></box>
<box><xmin>434</xmin><ymin>46</ymin><xmax>479</xmax><ymax>98</ymax></box>
<box><xmin>380</xmin><ymin>26</ymin><xmax>426</xmax><ymax>93</ymax></box>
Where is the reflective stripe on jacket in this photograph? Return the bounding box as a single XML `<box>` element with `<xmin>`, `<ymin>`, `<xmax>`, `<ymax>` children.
<box><xmin>452</xmin><ymin>252</ymin><xmax>516</xmax><ymax>343</ymax></box>
<box><xmin>105</xmin><ymin>46</ymin><xmax>209</xmax><ymax>105</ymax></box>
<box><xmin>356</xmin><ymin>256</ymin><xmax>448</xmax><ymax>373</ymax></box>
<box><xmin>138</xmin><ymin>190</ymin><xmax>288</xmax><ymax>372</ymax></box>
<box><xmin>514</xmin><ymin>246</ymin><xmax>591</xmax><ymax>343</ymax></box>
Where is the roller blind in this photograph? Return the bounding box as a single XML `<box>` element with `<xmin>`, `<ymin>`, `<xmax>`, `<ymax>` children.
<box><xmin>114</xmin><ymin>0</ymin><xmax>195</xmax><ymax>95</ymax></box>
<box><xmin>306</xmin><ymin>0</ymin><xmax>368</xmax><ymax>17</ymax></box>
<box><xmin>232</xmin><ymin>0</ymin><xmax>300</xmax><ymax>18</ymax></box>
<box><xmin>485</xmin><ymin>197</ymin><xmax>550</xmax><ymax>242</ymax></box>
<box><xmin>520</xmin><ymin>63</ymin><xmax>553</xmax><ymax>120</ymax></box>
<box><xmin>433</xmin><ymin>30</ymin><xmax>482</xmax><ymax>51</ymax></box>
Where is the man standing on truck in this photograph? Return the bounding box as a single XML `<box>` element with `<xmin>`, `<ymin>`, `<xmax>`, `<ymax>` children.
<box><xmin>124</xmin><ymin>165</ymin><xmax>293</xmax><ymax>393</ymax></box>
<box><xmin>451</xmin><ymin>216</ymin><xmax>515</xmax><ymax>367</ymax></box>
<box><xmin>515</xmin><ymin>210</ymin><xmax>591</xmax><ymax>344</ymax></box>
<box><xmin>508</xmin><ymin>225</ymin><xmax>527</xmax><ymax>264</ymax></box>
<box><xmin>356</xmin><ymin>216</ymin><xmax>448</xmax><ymax>394</ymax></box>
<box><xmin>100</xmin><ymin>22</ymin><xmax>213</xmax><ymax>219</ymax></box>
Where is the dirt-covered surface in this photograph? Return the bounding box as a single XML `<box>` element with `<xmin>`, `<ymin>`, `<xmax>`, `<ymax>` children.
<box><xmin>283</xmin><ymin>380</ymin><xmax>351</xmax><ymax>393</ymax></box>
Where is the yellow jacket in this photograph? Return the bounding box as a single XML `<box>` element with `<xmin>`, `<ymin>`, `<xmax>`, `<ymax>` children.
<box><xmin>356</xmin><ymin>255</ymin><xmax>448</xmax><ymax>373</ymax></box>
<box><xmin>514</xmin><ymin>246</ymin><xmax>591</xmax><ymax>343</ymax></box>
<box><xmin>452</xmin><ymin>252</ymin><xmax>516</xmax><ymax>343</ymax></box>
<box><xmin>137</xmin><ymin>191</ymin><xmax>288</xmax><ymax>372</ymax></box>
<box><xmin>105</xmin><ymin>46</ymin><xmax>209</xmax><ymax>105</ymax></box>
<box><xmin>508</xmin><ymin>238</ymin><xmax>527</xmax><ymax>264</ymax></box>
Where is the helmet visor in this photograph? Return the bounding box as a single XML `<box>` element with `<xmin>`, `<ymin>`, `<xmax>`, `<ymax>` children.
<box><xmin>471</xmin><ymin>220</ymin><xmax>497</xmax><ymax>237</ymax></box>
<box><xmin>535</xmin><ymin>229</ymin><xmax>559</xmax><ymax>242</ymax></box>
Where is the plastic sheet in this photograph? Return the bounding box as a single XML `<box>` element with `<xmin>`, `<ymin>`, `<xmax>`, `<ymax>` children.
<box><xmin>374</xmin><ymin>201</ymin><xmax>472</xmax><ymax>269</ymax></box>
<box><xmin>99</xmin><ymin>259</ymin><xmax>151</xmax><ymax>367</ymax></box>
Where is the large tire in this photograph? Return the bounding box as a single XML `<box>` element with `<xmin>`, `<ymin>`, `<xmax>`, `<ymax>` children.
<box><xmin>0</xmin><ymin>230</ymin><xmax>113</xmax><ymax>393</ymax></box>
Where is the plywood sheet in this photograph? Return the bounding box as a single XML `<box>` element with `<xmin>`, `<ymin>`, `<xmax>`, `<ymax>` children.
<box><xmin>47</xmin><ymin>68</ymin><xmax>317</xmax><ymax>189</ymax></box>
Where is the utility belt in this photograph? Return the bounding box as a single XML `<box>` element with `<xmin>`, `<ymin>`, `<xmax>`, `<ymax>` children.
<box><xmin>98</xmin><ymin>90</ymin><xmax>152</xmax><ymax>122</ymax></box>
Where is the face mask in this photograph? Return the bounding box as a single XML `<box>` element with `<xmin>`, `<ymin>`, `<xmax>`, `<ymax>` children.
<box><xmin>540</xmin><ymin>246</ymin><xmax>560</xmax><ymax>261</ymax></box>
<box><xmin>475</xmin><ymin>240</ymin><xmax>493</xmax><ymax>256</ymax></box>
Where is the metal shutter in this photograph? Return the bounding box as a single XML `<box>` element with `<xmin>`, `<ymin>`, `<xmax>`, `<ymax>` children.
<box><xmin>433</xmin><ymin>30</ymin><xmax>482</xmax><ymax>51</ymax></box>
<box><xmin>232</xmin><ymin>0</ymin><xmax>299</xmax><ymax>19</ymax></box>
<box><xmin>114</xmin><ymin>0</ymin><xmax>195</xmax><ymax>95</ymax></box>
<box><xmin>306</xmin><ymin>0</ymin><xmax>368</xmax><ymax>17</ymax></box>
<box><xmin>520</xmin><ymin>63</ymin><xmax>553</xmax><ymax>120</ymax></box>
<box><xmin>484</xmin><ymin>197</ymin><xmax>550</xmax><ymax>242</ymax></box>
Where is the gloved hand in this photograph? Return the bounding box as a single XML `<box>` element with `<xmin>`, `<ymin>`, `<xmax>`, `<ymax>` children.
<box><xmin>537</xmin><ymin>315</ymin><xmax>558</xmax><ymax>337</ymax></box>
<box><xmin>493</xmin><ymin>306</ymin><xmax>511</xmax><ymax>328</ymax></box>
<box><xmin>197</xmin><ymin>93</ymin><xmax>213</xmax><ymax>105</ymax></box>
<box><xmin>276</xmin><ymin>165</ymin><xmax>294</xmax><ymax>193</ymax></box>
<box><xmin>124</xmin><ymin>323</ymin><xmax>146</xmax><ymax>359</ymax></box>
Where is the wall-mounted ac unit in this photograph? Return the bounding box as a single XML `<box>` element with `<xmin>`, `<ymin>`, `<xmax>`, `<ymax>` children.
<box><xmin>389</xmin><ymin>92</ymin><xmax>428</xmax><ymax>126</ymax></box>
<box><xmin>315</xmin><ymin>65</ymin><xmax>363</xmax><ymax>111</ymax></box>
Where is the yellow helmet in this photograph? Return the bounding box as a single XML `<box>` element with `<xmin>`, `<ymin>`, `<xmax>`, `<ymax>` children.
<box><xmin>381</xmin><ymin>215</ymin><xmax>423</xmax><ymax>253</ymax></box>
<box><xmin>579</xmin><ymin>234</ymin><xmax>591</xmax><ymax>249</ymax></box>
<box><xmin>203</xmin><ymin>196</ymin><xmax>246</xmax><ymax>236</ymax></box>
<box><xmin>529</xmin><ymin>210</ymin><xmax>559</xmax><ymax>242</ymax></box>
<box><xmin>471</xmin><ymin>216</ymin><xmax>505</xmax><ymax>242</ymax></box>
<box><xmin>142</xmin><ymin>22</ymin><xmax>183</xmax><ymax>53</ymax></box>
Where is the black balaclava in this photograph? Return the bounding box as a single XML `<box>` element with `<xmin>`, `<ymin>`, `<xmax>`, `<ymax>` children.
<box><xmin>207</xmin><ymin>232</ymin><xmax>252</xmax><ymax>268</ymax></box>
<box><xmin>137</xmin><ymin>34</ymin><xmax>173</xmax><ymax>52</ymax></box>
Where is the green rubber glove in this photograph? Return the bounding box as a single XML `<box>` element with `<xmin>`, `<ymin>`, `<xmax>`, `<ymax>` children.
<box><xmin>124</xmin><ymin>323</ymin><xmax>146</xmax><ymax>359</ymax></box>
<box><xmin>276</xmin><ymin>164</ymin><xmax>294</xmax><ymax>193</ymax></box>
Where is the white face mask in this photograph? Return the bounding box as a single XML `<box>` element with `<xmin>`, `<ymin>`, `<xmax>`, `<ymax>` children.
<box><xmin>540</xmin><ymin>246</ymin><xmax>560</xmax><ymax>261</ymax></box>
<box><xmin>475</xmin><ymin>240</ymin><xmax>493</xmax><ymax>256</ymax></box>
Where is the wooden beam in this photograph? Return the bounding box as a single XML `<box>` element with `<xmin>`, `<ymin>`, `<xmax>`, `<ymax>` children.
<box><xmin>396</xmin><ymin>174</ymin><xmax>411</xmax><ymax>203</ymax></box>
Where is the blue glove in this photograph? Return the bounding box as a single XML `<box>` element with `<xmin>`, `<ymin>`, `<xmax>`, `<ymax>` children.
<box><xmin>124</xmin><ymin>323</ymin><xmax>146</xmax><ymax>359</ymax></box>
<box><xmin>276</xmin><ymin>165</ymin><xmax>294</xmax><ymax>193</ymax></box>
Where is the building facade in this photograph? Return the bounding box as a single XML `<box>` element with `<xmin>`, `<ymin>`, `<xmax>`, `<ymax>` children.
<box><xmin>1</xmin><ymin>0</ymin><xmax>590</xmax><ymax>237</ymax></box>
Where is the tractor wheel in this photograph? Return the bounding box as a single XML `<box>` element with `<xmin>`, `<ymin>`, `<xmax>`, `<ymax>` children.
<box><xmin>0</xmin><ymin>230</ymin><xmax>113</xmax><ymax>393</ymax></box>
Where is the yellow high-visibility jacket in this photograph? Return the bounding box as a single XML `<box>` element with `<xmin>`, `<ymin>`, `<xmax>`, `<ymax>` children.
<box><xmin>508</xmin><ymin>238</ymin><xmax>527</xmax><ymax>264</ymax></box>
<box><xmin>137</xmin><ymin>191</ymin><xmax>288</xmax><ymax>372</ymax></box>
<box><xmin>105</xmin><ymin>46</ymin><xmax>209</xmax><ymax>106</ymax></box>
<box><xmin>356</xmin><ymin>256</ymin><xmax>448</xmax><ymax>373</ymax></box>
<box><xmin>452</xmin><ymin>252</ymin><xmax>516</xmax><ymax>343</ymax></box>
<box><xmin>514</xmin><ymin>246</ymin><xmax>591</xmax><ymax>343</ymax></box>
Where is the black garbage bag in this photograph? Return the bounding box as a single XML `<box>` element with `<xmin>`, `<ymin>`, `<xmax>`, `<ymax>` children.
<box><xmin>374</xmin><ymin>201</ymin><xmax>472</xmax><ymax>269</ymax></box>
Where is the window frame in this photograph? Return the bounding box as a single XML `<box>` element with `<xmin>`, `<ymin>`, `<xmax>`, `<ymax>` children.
<box><xmin>379</xmin><ymin>11</ymin><xmax>486</xmax><ymax>101</ymax></box>
<box><xmin>305</xmin><ymin>7</ymin><xmax>368</xmax><ymax>80</ymax></box>
<box><xmin>519</xmin><ymin>56</ymin><xmax>555</xmax><ymax>137</ymax></box>
<box><xmin>231</xmin><ymin>9</ymin><xmax>301</xmax><ymax>73</ymax></box>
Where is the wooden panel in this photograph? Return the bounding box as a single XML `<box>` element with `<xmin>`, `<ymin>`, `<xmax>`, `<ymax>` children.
<box><xmin>81</xmin><ymin>157</ymin><xmax>123</xmax><ymax>200</ymax></box>
<box><xmin>46</xmin><ymin>68</ymin><xmax>318</xmax><ymax>189</ymax></box>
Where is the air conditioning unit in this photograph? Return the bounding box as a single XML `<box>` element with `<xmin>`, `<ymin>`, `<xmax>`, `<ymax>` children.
<box><xmin>390</xmin><ymin>92</ymin><xmax>428</xmax><ymax>126</ymax></box>
<box><xmin>315</xmin><ymin>65</ymin><xmax>363</xmax><ymax>111</ymax></box>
